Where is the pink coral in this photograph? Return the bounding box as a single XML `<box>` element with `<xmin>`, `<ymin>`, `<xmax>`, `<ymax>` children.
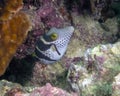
<box><xmin>37</xmin><ymin>3</ymin><xmax>54</xmax><ymax>18</ymax></box>
<box><xmin>6</xmin><ymin>83</ymin><xmax>78</xmax><ymax>96</ymax></box>
<box><xmin>30</xmin><ymin>83</ymin><xmax>78</xmax><ymax>96</ymax></box>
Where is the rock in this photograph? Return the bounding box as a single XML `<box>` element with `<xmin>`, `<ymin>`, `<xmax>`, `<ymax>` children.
<box><xmin>112</xmin><ymin>73</ymin><xmax>120</xmax><ymax>96</ymax></box>
<box><xmin>29</xmin><ymin>83</ymin><xmax>78</xmax><ymax>96</ymax></box>
<box><xmin>30</xmin><ymin>62</ymin><xmax>68</xmax><ymax>89</ymax></box>
<box><xmin>67</xmin><ymin>41</ymin><xmax>120</xmax><ymax>96</ymax></box>
<box><xmin>0</xmin><ymin>80</ymin><xmax>22</xmax><ymax>96</ymax></box>
<box><xmin>0</xmin><ymin>80</ymin><xmax>77</xmax><ymax>96</ymax></box>
<box><xmin>66</xmin><ymin>15</ymin><xmax>119</xmax><ymax>58</ymax></box>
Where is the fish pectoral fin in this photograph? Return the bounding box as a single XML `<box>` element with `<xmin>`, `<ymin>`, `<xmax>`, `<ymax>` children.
<box><xmin>50</xmin><ymin>44</ymin><xmax>61</xmax><ymax>55</ymax></box>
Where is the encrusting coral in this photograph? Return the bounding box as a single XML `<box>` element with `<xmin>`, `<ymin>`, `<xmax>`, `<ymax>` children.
<box><xmin>0</xmin><ymin>0</ymin><xmax>31</xmax><ymax>76</ymax></box>
<box><xmin>0</xmin><ymin>0</ymin><xmax>23</xmax><ymax>21</ymax></box>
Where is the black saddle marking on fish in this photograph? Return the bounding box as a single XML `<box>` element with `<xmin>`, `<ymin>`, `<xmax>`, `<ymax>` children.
<box><xmin>36</xmin><ymin>39</ymin><xmax>51</xmax><ymax>51</ymax></box>
<box><xmin>35</xmin><ymin>48</ymin><xmax>57</xmax><ymax>61</ymax></box>
<box><xmin>36</xmin><ymin>37</ymin><xmax>61</xmax><ymax>55</ymax></box>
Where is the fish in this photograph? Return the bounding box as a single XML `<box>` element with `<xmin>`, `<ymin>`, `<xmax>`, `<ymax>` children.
<box><xmin>35</xmin><ymin>26</ymin><xmax>74</xmax><ymax>64</ymax></box>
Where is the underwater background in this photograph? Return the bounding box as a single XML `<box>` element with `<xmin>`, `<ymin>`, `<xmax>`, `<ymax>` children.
<box><xmin>0</xmin><ymin>0</ymin><xmax>120</xmax><ymax>96</ymax></box>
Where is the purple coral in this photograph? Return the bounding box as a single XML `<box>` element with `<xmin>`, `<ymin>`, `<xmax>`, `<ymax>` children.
<box><xmin>15</xmin><ymin>29</ymin><xmax>44</xmax><ymax>59</ymax></box>
<box><xmin>36</xmin><ymin>3</ymin><xmax>54</xmax><ymax>18</ymax></box>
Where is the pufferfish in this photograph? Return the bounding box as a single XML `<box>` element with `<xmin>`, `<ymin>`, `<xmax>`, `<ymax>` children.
<box><xmin>35</xmin><ymin>26</ymin><xmax>74</xmax><ymax>64</ymax></box>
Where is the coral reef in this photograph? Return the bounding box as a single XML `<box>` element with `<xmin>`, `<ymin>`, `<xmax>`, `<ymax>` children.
<box><xmin>0</xmin><ymin>80</ymin><xmax>77</xmax><ymax>96</ymax></box>
<box><xmin>1</xmin><ymin>42</ymin><xmax>120</xmax><ymax>96</ymax></box>
<box><xmin>65</xmin><ymin>16</ymin><xmax>119</xmax><ymax>59</ymax></box>
<box><xmin>29</xmin><ymin>83</ymin><xmax>77</xmax><ymax>96</ymax></box>
<box><xmin>31</xmin><ymin>62</ymin><xmax>67</xmax><ymax>88</ymax></box>
<box><xmin>0</xmin><ymin>80</ymin><xmax>22</xmax><ymax>96</ymax></box>
<box><xmin>14</xmin><ymin>0</ymin><xmax>72</xmax><ymax>59</ymax></box>
<box><xmin>3</xmin><ymin>0</ymin><xmax>119</xmax><ymax>89</ymax></box>
<box><xmin>0</xmin><ymin>0</ymin><xmax>120</xmax><ymax>96</ymax></box>
<box><xmin>0</xmin><ymin>0</ymin><xmax>23</xmax><ymax>21</ymax></box>
<box><xmin>67</xmin><ymin>41</ymin><xmax>120</xmax><ymax>96</ymax></box>
<box><xmin>5</xmin><ymin>87</ymin><xmax>25</xmax><ymax>96</ymax></box>
<box><xmin>14</xmin><ymin>0</ymin><xmax>120</xmax><ymax>59</ymax></box>
<box><xmin>0</xmin><ymin>0</ymin><xmax>31</xmax><ymax>76</ymax></box>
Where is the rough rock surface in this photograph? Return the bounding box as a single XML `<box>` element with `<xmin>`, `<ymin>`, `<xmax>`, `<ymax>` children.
<box><xmin>112</xmin><ymin>73</ymin><xmax>120</xmax><ymax>96</ymax></box>
<box><xmin>66</xmin><ymin>16</ymin><xmax>119</xmax><ymax>58</ymax></box>
<box><xmin>0</xmin><ymin>80</ymin><xmax>77</xmax><ymax>96</ymax></box>
<box><xmin>67</xmin><ymin>41</ymin><xmax>120</xmax><ymax>96</ymax></box>
<box><xmin>0</xmin><ymin>80</ymin><xmax>22</xmax><ymax>96</ymax></box>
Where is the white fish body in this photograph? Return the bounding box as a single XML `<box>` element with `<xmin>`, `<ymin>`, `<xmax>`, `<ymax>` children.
<box><xmin>35</xmin><ymin>26</ymin><xmax>74</xmax><ymax>64</ymax></box>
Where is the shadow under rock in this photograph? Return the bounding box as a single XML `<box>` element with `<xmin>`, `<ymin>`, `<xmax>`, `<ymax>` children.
<box><xmin>0</xmin><ymin>55</ymin><xmax>35</xmax><ymax>85</ymax></box>
<box><xmin>64</xmin><ymin>0</ymin><xmax>91</xmax><ymax>14</ymax></box>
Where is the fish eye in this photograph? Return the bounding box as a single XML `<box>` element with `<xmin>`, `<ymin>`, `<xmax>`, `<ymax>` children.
<box><xmin>50</xmin><ymin>33</ymin><xmax>58</xmax><ymax>40</ymax></box>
